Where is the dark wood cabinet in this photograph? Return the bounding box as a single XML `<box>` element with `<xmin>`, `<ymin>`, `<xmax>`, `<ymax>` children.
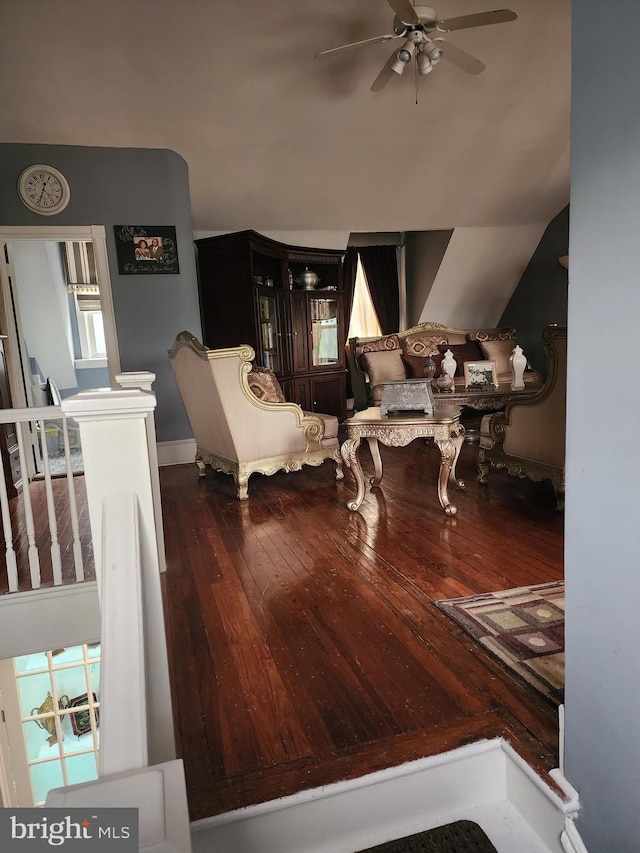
<box><xmin>195</xmin><ymin>231</ymin><xmax>347</xmax><ymax>421</ymax></box>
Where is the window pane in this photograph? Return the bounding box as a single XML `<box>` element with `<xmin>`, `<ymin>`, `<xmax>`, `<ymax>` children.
<box><xmin>23</xmin><ymin>719</ymin><xmax>61</xmax><ymax>762</ymax></box>
<box><xmin>64</xmin><ymin>752</ymin><xmax>98</xmax><ymax>787</ymax></box>
<box><xmin>30</xmin><ymin>759</ymin><xmax>63</xmax><ymax>805</ymax></box>
<box><xmin>91</xmin><ymin>312</ymin><xmax>106</xmax><ymax>355</ymax></box>
<box><xmin>17</xmin><ymin>671</ymin><xmax>53</xmax><ymax>718</ymax></box>
<box><xmin>347</xmin><ymin>255</ymin><xmax>382</xmax><ymax>340</ymax></box>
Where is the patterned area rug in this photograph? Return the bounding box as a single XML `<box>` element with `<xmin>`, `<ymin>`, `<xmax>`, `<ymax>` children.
<box><xmin>356</xmin><ymin>820</ymin><xmax>498</xmax><ymax>852</ymax></box>
<box><xmin>436</xmin><ymin>581</ymin><xmax>564</xmax><ymax>704</ymax></box>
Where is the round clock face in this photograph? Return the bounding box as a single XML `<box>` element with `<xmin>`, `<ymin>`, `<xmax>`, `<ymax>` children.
<box><xmin>17</xmin><ymin>165</ymin><xmax>70</xmax><ymax>215</ymax></box>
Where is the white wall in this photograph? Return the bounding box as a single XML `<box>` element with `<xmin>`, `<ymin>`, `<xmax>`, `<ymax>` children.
<box><xmin>419</xmin><ymin>224</ymin><xmax>548</xmax><ymax>328</ymax></box>
<box><xmin>564</xmin><ymin>0</ymin><xmax>640</xmax><ymax>848</ymax></box>
<box><xmin>11</xmin><ymin>241</ymin><xmax>77</xmax><ymax>390</ymax></box>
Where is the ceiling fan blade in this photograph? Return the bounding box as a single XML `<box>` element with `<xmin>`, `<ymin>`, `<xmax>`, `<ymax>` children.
<box><xmin>436</xmin><ymin>9</ymin><xmax>517</xmax><ymax>33</ymax></box>
<box><xmin>435</xmin><ymin>38</ymin><xmax>485</xmax><ymax>75</ymax></box>
<box><xmin>316</xmin><ymin>33</ymin><xmax>400</xmax><ymax>58</ymax></box>
<box><xmin>386</xmin><ymin>0</ymin><xmax>420</xmax><ymax>25</ymax></box>
<box><xmin>371</xmin><ymin>48</ymin><xmax>400</xmax><ymax>92</ymax></box>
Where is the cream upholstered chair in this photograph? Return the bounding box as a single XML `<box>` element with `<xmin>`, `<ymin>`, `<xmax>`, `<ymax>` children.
<box><xmin>169</xmin><ymin>332</ymin><xmax>343</xmax><ymax>500</ymax></box>
<box><xmin>477</xmin><ymin>325</ymin><xmax>567</xmax><ymax>509</ymax></box>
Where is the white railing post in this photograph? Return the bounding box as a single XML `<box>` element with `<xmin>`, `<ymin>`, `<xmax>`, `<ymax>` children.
<box><xmin>99</xmin><ymin>490</ymin><xmax>147</xmax><ymax>776</ymax></box>
<box><xmin>115</xmin><ymin>371</ymin><xmax>167</xmax><ymax>573</ymax></box>
<box><xmin>61</xmin><ymin>388</ymin><xmax>175</xmax><ymax>766</ymax></box>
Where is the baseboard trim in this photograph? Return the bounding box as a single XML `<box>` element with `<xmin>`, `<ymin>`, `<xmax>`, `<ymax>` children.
<box><xmin>157</xmin><ymin>439</ymin><xmax>196</xmax><ymax>467</ymax></box>
<box><xmin>190</xmin><ymin>738</ymin><xmax>579</xmax><ymax>853</ymax></box>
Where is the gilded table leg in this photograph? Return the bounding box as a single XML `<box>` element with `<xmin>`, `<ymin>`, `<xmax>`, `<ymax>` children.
<box><xmin>449</xmin><ymin>424</ymin><xmax>466</xmax><ymax>491</ymax></box>
<box><xmin>434</xmin><ymin>437</ymin><xmax>459</xmax><ymax>516</ymax></box>
<box><xmin>341</xmin><ymin>436</ymin><xmax>366</xmax><ymax>511</ymax></box>
<box><xmin>366</xmin><ymin>437</ymin><xmax>383</xmax><ymax>487</ymax></box>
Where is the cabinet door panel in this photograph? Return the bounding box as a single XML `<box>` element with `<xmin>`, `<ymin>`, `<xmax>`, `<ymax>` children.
<box><xmin>255</xmin><ymin>290</ymin><xmax>286</xmax><ymax>374</ymax></box>
<box><xmin>290</xmin><ymin>292</ymin><xmax>309</xmax><ymax>373</ymax></box>
<box><xmin>311</xmin><ymin>373</ymin><xmax>346</xmax><ymax>421</ymax></box>
<box><xmin>310</xmin><ymin>296</ymin><xmax>343</xmax><ymax>369</ymax></box>
<box><xmin>291</xmin><ymin>378</ymin><xmax>312</xmax><ymax>412</ymax></box>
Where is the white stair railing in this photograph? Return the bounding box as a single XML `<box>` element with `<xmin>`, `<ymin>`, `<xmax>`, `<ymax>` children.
<box><xmin>0</xmin><ymin>405</ymin><xmax>85</xmax><ymax>594</ymax></box>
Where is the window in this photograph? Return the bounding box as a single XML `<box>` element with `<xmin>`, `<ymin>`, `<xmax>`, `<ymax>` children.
<box><xmin>13</xmin><ymin>643</ymin><xmax>101</xmax><ymax>805</ymax></box>
<box><xmin>76</xmin><ymin>296</ymin><xmax>106</xmax><ymax>360</ymax></box>
<box><xmin>347</xmin><ymin>254</ymin><xmax>382</xmax><ymax>340</ymax></box>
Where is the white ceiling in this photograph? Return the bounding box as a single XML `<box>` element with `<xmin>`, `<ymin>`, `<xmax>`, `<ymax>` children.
<box><xmin>1</xmin><ymin>0</ymin><xmax>570</xmax><ymax>235</ymax></box>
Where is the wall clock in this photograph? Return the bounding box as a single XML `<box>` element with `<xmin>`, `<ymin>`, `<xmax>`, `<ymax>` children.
<box><xmin>17</xmin><ymin>164</ymin><xmax>70</xmax><ymax>215</ymax></box>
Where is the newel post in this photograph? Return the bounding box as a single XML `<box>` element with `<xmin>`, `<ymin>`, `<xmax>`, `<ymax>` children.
<box><xmin>115</xmin><ymin>371</ymin><xmax>166</xmax><ymax>573</ymax></box>
<box><xmin>62</xmin><ymin>388</ymin><xmax>175</xmax><ymax>766</ymax></box>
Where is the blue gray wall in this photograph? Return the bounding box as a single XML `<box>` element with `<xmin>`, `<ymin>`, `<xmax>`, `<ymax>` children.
<box><xmin>499</xmin><ymin>206</ymin><xmax>569</xmax><ymax>376</ymax></box>
<box><xmin>565</xmin><ymin>1</ymin><xmax>640</xmax><ymax>848</ymax></box>
<box><xmin>0</xmin><ymin>144</ymin><xmax>202</xmax><ymax>442</ymax></box>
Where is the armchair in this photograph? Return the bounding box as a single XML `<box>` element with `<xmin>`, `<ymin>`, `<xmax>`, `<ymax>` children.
<box><xmin>169</xmin><ymin>332</ymin><xmax>343</xmax><ymax>500</ymax></box>
<box><xmin>477</xmin><ymin>325</ymin><xmax>567</xmax><ymax>509</ymax></box>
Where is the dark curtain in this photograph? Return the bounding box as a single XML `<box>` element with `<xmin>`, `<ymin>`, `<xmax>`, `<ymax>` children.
<box><xmin>342</xmin><ymin>246</ymin><xmax>358</xmax><ymax>335</ymax></box>
<box><xmin>358</xmin><ymin>245</ymin><xmax>400</xmax><ymax>334</ymax></box>
<box><xmin>342</xmin><ymin>246</ymin><xmax>359</xmax><ymax>398</ymax></box>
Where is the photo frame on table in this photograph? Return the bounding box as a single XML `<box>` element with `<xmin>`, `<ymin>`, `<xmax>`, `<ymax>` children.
<box><xmin>114</xmin><ymin>225</ymin><xmax>180</xmax><ymax>275</ymax></box>
<box><xmin>463</xmin><ymin>360</ymin><xmax>499</xmax><ymax>390</ymax></box>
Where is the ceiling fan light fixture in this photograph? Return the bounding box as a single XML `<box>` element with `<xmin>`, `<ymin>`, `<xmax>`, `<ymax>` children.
<box><xmin>423</xmin><ymin>40</ymin><xmax>443</xmax><ymax>64</ymax></box>
<box><xmin>417</xmin><ymin>52</ymin><xmax>433</xmax><ymax>75</ymax></box>
<box><xmin>391</xmin><ymin>40</ymin><xmax>415</xmax><ymax>74</ymax></box>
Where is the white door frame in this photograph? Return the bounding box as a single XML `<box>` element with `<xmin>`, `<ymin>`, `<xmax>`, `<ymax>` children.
<box><xmin>0</xmin><ymin>225</ymin><xmax>121</xmax><ymax>408</ymax></box>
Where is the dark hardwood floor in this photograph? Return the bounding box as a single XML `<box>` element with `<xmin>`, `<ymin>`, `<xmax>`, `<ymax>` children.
<box><xmin>160</xmin><ymin>435</ymin><xmax>564</xmax><ymax>821</ymax></box>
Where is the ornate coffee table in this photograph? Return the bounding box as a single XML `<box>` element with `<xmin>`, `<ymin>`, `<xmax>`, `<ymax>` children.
<box><xmin>432</xmin><ymin>382</ymin><xmax>543</xmax><ymax>410</ymax></box>
<box><xmin>433</xmin><ymin>382</ymin><xmax>544</xmax><ymax>442</ymax></box>
<box><xmin>341</xmin><ymin>405</ymin><xmax>465</xmax><ymax>516</ymax></box>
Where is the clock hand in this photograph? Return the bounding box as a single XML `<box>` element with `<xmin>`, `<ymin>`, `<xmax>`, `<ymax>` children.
<box><xmin>38</xmin><ymin>179</ymin><xmax>50</xmax><ymax>204</ymax></box>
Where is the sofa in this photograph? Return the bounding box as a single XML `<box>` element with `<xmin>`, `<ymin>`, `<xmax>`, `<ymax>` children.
<box><xmin>348</xmin><ymin>321</ymin><xmax>541</xmax><ymax>411</ymax></box>
<box><xmin>169</xmin><ymin>332</ymin><xmax>343</xmax><ymax>500</ymax></box>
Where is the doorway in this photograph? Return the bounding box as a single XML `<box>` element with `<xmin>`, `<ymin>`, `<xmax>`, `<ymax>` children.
<box><xmin>0</xmin><ymin>226</ymin><xmax>120</xmax><ymax>481</ymax></box>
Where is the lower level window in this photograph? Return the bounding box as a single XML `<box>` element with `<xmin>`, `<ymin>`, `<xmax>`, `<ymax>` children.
<box><xmin>14</xmin><ymin>643</ymin><xmax>101</xmax><ymax>805</ymax></box>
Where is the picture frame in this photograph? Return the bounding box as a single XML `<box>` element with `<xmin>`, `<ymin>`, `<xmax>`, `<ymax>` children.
<box><xmin>59</xmin><ymin>692</ymin><xmax>99</xmax><ymax>738</ymax></box>
<box><xmin>113</xmin><ymin>225</ymin><xmax>180</xmax><ymax>275</ymax></box>
<box><xmin>463</xmin><ymin>360</ymin><xmax>499</xmax><ymax>390</ymax></box>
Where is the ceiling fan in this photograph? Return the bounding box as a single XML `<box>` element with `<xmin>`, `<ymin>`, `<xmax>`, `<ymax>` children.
<box><xmin>316</xmin><ymin>0</ymin><xmax>517</xmax><ymax>96</ymax></box>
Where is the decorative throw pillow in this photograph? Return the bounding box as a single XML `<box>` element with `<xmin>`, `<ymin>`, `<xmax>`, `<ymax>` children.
<box><xmin>361</xmin><ymin>349</ymin><xmax>406</xmax><ymax>387</ymax></box>
<box><xmin>356</xmin><ymin>334</ymin><xmax>401</xmax><ymax>357</ymax></box>
<box><xmin>437</xmin><ymin>341</ymin><xmax>484</xmax><ymax>376</ymax></box>
<box><xmin>466</xmin><ymin>328</ymin><xmax>516</xmax><ymax>343</ymax></box>
<box><xmin>478</xmin><ymin>339</ymin><xmax>517</xmax><ymax>375</ymax></box>
<box><xmin>402</xmin><ymin>351</ymin><xmax>445</xmax><ymax>378</ymax></box>
<box><xmin>248</xmin><ymin>365</ymin><xmax>286</xmax><ymax>403</ymax></box>
<box><xmin>400</xmin><ymin>332</ymin><xmax>448</xmax><ymax>358</ymax></box>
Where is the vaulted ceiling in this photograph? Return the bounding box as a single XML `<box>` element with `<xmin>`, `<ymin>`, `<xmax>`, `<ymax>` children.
<box><xmin>1</xmin><ymin>0</ymin><xmax>570</xmax><ymax>235</ymax></box>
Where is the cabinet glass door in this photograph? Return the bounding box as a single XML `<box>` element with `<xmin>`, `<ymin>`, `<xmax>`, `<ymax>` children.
<box><xmin>257</xmin><ymin>292</ymin><xmax>282</xmax><ymax>373</ymax></box>
<box><xmin>310</xmin><ymin>297</ymin><xmax>340</xmax><ymax>367</ymax></box>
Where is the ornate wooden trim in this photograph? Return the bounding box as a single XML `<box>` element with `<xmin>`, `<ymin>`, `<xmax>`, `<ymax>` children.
<box><xmin>197</xmin><ymin>446</ymin><xmax>343</xmax><ymax>501</ymax></box>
